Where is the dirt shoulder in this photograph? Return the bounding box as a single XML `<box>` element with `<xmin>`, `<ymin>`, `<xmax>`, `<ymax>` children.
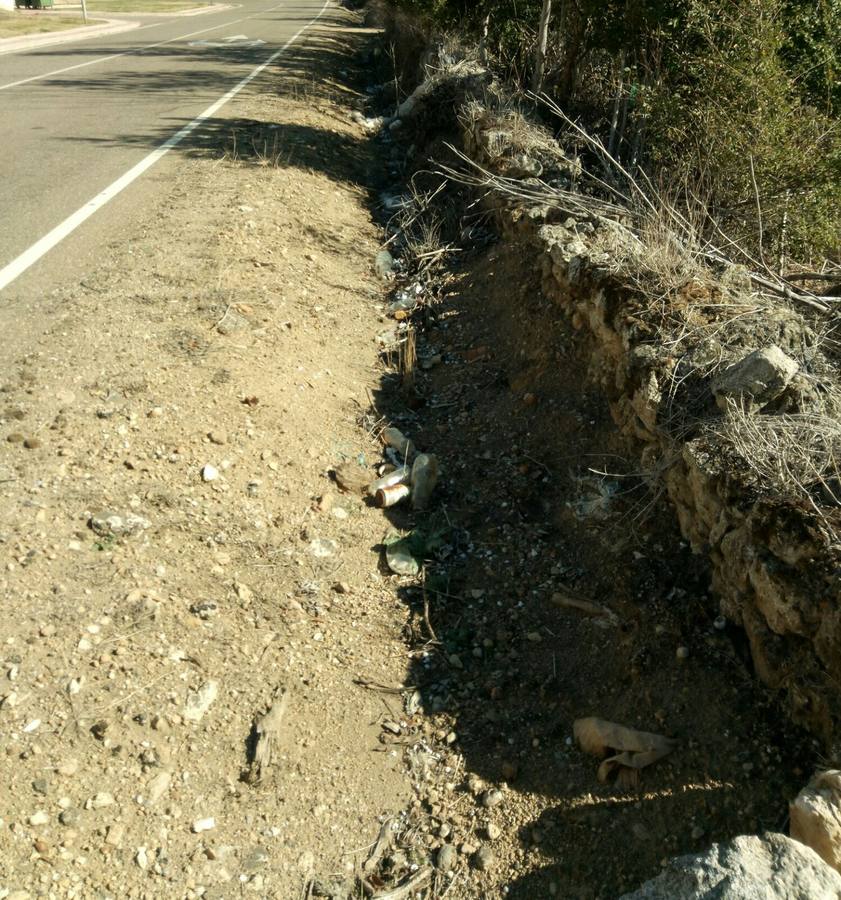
<box><xmin>0</xmin><ymin>13</ymin><xmax>417</xmax><ymax>898</ymax></box>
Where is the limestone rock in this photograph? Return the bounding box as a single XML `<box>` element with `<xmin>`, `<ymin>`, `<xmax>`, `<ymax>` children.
<box><xmin>619</xmin><ymin>833</ymin><xmax>841</xmax><ymax>899</ymax></box>
<box><xmin>712</xmin><ymin>345</ymin><xmax>799</xmax><ymax>411</ymax></box>
<box><xmin>791</xmin><ymin>770</ymin><xmax>841</xmax><ymax>874</ymax></box>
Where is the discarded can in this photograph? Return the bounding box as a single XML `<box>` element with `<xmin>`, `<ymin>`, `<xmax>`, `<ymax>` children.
<box><xmin>376</xmin><ymin>483</ymin><xmax>411</xmax><ymax>508</ymax></box>
<box><xmin>369</xmin><ymin>466</ymin><xmax>411</xmax><ymax>495</ymax></box>
<box><xmin>382</xmin><ymin>426</ymin><xmax>415</xmax><ymax>460</ymax></box>
<box><xmin>411</xmin><ymin>453</ymin><xmax>439</xmax><ymax>510</ymax></box>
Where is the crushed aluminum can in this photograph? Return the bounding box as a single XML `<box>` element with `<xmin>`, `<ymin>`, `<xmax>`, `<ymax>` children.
<box><xmin>375</xmin><ymin>483</ymin><xmax>411</xmax><ymax>508</ymax></box>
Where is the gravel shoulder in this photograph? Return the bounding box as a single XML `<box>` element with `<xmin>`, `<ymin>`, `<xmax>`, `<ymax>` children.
<box><xmin>0</xmin><ymin>14</ymin><xmax>415</xmax><ymax>898</ymax></box>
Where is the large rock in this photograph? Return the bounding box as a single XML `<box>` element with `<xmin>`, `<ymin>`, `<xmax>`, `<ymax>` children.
<box><xmin>620</xmin><ymin>833</ymin><xmax>841</xmax><ymax>899</ymax></box>
<box><xmin>791</xmin><ymin>770</ymin><xmax>841</xmax><ymax>874</ymax></box>
<box><xmin>712</xmin><ymin>345</ymin><xmax>799</xmax><ymax>411</ymax></box>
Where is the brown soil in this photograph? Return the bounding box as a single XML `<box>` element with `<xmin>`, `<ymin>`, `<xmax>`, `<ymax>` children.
<box><xmin>0</xmin><ymin>14</ymin><xmax>412</xmax><ymax>899</ymax></box>
<box><xmin>0</xmin><ymin>6</ymin><xmax>822</xmax><ymax>900</ymax></box>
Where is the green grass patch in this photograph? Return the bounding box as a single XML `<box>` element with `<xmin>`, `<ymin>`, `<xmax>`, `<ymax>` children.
<box><xmin>0</xmin><ymin>9</ymin><xmax>90</xmax><ymax>37</ymax></box>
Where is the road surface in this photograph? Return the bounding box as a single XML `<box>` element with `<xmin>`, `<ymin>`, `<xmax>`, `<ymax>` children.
<box><xmin>0</xmin><ymin>0</ymin><xmax>332</xmax><ymax>303</ymax></box>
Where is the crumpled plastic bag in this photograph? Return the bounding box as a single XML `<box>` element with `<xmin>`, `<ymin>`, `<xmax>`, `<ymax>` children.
<box><xmin>574</xmin><ymin>717</ymin><xmax>676</xmax><ymax>787</ymax></box>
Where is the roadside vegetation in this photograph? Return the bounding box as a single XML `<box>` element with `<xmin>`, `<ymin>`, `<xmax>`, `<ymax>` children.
<box><xmin>384</xmin><ymin>0</ymin><xmax>841</xmax><ymax>267</ymax></box>
<box><xmin>80</xmin><ymin>0</ymin><xmax>211</xmax><ymax>12</ymax></box>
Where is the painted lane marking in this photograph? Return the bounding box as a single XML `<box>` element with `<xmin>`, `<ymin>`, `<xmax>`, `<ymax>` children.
<box><xmin>0</xmin><ymin>18</ymin><xmax>249</xmax><ymax>90</ymax></box>
<box><xmin>0</xmin><ymin>0</ymin><xmax>293</xmax><ymax>91</ymax></box>
<box><xmin>0</xmin><ymin>0</ymin><xmax>331</xmax><ymax>293</ymax></box>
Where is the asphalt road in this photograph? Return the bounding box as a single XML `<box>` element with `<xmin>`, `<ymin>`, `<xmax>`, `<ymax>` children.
<box><xmin>0</xmin><ymin>0</ymin><xmax>332</xmax><ymax>302</ymax></box>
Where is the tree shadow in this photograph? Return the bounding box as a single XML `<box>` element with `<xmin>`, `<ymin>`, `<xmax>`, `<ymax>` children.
<box><xmin>367</xmin><ymin>233</ymin><xmax>817</xmax><ymax>896</ymax></box>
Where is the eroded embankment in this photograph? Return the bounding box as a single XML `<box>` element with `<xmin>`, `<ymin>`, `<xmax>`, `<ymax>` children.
<box><xmin>371</xmin><ymin>16</ymin><xmax>841</xmax><ymax>752</ymax></box>
<box><xmin>463</xmin><ymin>108</ymin><xmax>841</xmax><ymax>748</ymax></box>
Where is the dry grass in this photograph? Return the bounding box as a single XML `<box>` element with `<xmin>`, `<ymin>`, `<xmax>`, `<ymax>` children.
<box><xmin>0</xmin><ymin>9</ymin><xmax>89</xmax><ymax>38</ymax></box>
<box><xmin>711</xmin><ymin>403</ymin><xmax>841</xmax><ymax>522</ymax></box>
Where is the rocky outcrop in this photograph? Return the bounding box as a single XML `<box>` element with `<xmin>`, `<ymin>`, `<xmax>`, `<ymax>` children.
<box><xmin>619</xmin><ymin>833</ymin><xmax>841</xmax><ymax>899</ymax></box>
<box><xmin>458</xmin><ymin>109</ymin><xmax>841</xmax><ymax>748</ymax></box>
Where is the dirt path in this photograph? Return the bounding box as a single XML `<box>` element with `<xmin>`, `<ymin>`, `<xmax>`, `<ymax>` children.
<box><xmin>0</xmin><ymin>14</ymin><xmax>420</xmax><ymax>898</ymax></box>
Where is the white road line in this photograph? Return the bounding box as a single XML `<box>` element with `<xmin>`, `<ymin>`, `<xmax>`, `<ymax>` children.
<box><xmin>0</xmin><ymin>18</ymin><xmax>247</xmax><ymax>90</ymax></box>
<box><xmin>0</xmin><ymin>0</ymin><xmax>298</xmax><ymax>91</ymax></box>
<box><xmin>0</xmin><ymin>0</ymin><xmax>331</xmax><ymax>294</ymax></box>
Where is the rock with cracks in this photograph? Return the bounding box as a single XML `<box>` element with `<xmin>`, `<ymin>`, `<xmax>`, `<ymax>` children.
<box><xmin>619</xmin><ymin>833</ymin><xmax>841</xmax><ymax>899</ymax></box>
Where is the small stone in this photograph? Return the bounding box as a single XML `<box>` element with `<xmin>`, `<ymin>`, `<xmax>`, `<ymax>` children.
<box><xmin>691</xmin><ymin>825</ymin><xmax>705</xmax><ymax>840</ymax></box>
<box><xmin>57</xmin><ymin>759</ymin><xmax>79</xmax><ymax>777</ymax></box>
<box><xmin>448</xmin><ymin>654</ymin><xmax>463</xmax><ymax>669</ymax></box>
<box><xmin>32</xmin><ymin>779</ymin><xmax>48</xmax><ymax>795</ymax></box>
<box><xmin>201</xmin><ymin>464</ymin><xmax>219</xmax><ymax>482</ymax></box>
<box><xmin>208</xmin><ymin>430</ymin><xmax>227</xmax><ymax>445</ymax></box>
<box><xmin>59</xmin><ymin>808</ymin><xmax>80</xmax><ymax>827</ymax></box>
<box><xmin>473</xmin><ymin>845</ymin><xmax>494</xmax><ymax>871</ymax></box>
<box><xmin>382</xmin><ymin>720</ymin><xmax>401</xmax><ymax>735</ymax></box>
<box><xmin>676</xmin><ymin>645</ymin><xmax>690</xmax><ymax>660</ymax></box>
<box><xmin>7</xmin><ymin>432</ymin><xmax>25</xmax><ymax>443</ymax></box>
<box><xmin>147</xmin><ymin>771</ymin><xmax>171</xmax><ymax>806</ymax></box>
<box><xmin>88</xmin><ymin>792</ymin><xmax>115</xmax><ymax>809</ymax></box>
<box><xmin>33</xmin><ymin>838</ymin><xmax>50</xmax><ymax>855</ymax></box>
<box><xmin>436</xmin><ymin>844</ymin><xmax>457</xmax><ymax>872</ymax></box>
<box><xmin>23</xmin><ymin>437</ymin><xmax>42</xmax><ymax>450</ymax></box>
<box><xmin>136</xmin><ymin>847</ymin><xmax>149</xmax><ymax>870</ymax></box>
<box><xmin>89</xmin><ymin>511</ymin><xmax>150</xmax><ymax>538</ymax></box>
<box><xmin>501</xmin><ymin>761</ymin><xmax>518</xmax><ymax>782</ymax></box>
<box><xmin>29</xmin><ymin>810</ymin><xmax>49</xmax><ymax>826</ymax></box>
<box><xmin>713</xmin><ymin>616</ymin><xmax>727</xmax><ymax>631</ymax></box>
<box><xmin>482</xmin><ymin>789</ymin><xmax>504</xmax><ymax>809</ymax></box>
<box><xmin>192</xmin><ymin>817</ymin><xmax>216</xmax><ymax>833</ymax></box>
<box><xmin>106</xmin><ymin>824</ymin><xmax>125</xmax><ymax>847</ymax></box>
<box><xmin>333</xmin><ymin>581</ymin><xmax>350</xmax><ymax>594</ymax></box>
<box><xmin>184</xmin><ymin>681</ymin><xmax>219</xmax><ymax>722</ymax></box>
<box><xmin>486</xmin><ymin>823</ymin><xmax>501</xmax><ymax>841</ymax></box>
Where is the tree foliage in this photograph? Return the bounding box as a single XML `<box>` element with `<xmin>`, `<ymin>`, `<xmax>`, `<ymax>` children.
<box><xmin>389</xmin><ymin>0</ymin><xmax>841</xmax><ymax>261</ymax></box>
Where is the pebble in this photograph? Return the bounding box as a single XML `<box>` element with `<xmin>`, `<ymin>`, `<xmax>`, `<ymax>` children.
<box><xmin>192</xmin><ymin>817</ymin><xmax>216</xmax><ymax>833</ymax></box>
<box><xmin>184</xmin><ymin>680</ymin><xmax>219</xmax><ymax>722</ymax></box>
<box><xmin>6</xmin><ymin>432</ymin><xmax>24</xmax><ymax>443</ymax></box>
<box><xmin>136</xmin><ymin>847</ymin><xmax>149</xmax><ymax>870</ymax></box>
<box><xmin>201</xmin><ymin>464</ymin><xmax>219</xmax><ymax>482</ymax></box>
<box><xmin>208</xmin><ymin>430</ymin><xmax>228</xmax><ymax>445</ymax></box>
<box><xmin>448</xmin><ymin>654</ymin><xmax>463</xmax><ymax>669</ymax></box>
<box><xmin>436</xmin><ymin>844</ymin><xmax>456</xmax><ymax>872</ymax></box>
<box><xmin>486</xmin><ymin>823</ymin><xmax>501</xmax><ymax>841</ymax></box>
<box><xmin>30</xmin><ymin>779</ymin><xmax>48</xmax><ymax>797</ymax></box>
<box><xmin>29</xmin><ymin>810</ymin><xmax>49</xmax><ymax>826</ymax></box>
<box><xmin>714</xmin><ymin>615</ymin><xmax>727</xmax><ymax>631</ymax></box>
<box><xmin>88</xmin><ymin>792</ymin><xmax>115</xmax><ymax>809</ymax></box>
<box><xmin>473</xmin><ymin>845</ymin><xmax>494</xmax><ymax>871</ymax></box>
<box><xmin>676</xmin><ymin>645</ymin><xmax>690</xmax><ymax>660</ymax></box>
<box><xmin>106</xmin><ymin>824</ymin><xmax>125</xmax><ymax>847</ymax></box>
<box><xmin>89</xmin><ymin>510</ymin><xmax>150</xmax><ymax>538</ymax></box>
<box><xmin>482</xmin><ymin>789</ymin><xmax>504</xmax><ymax>809</ymax></box>
<box><xmin>59</xmin><ymin>808</ymin><xmax>80</xmax><ymax>827</ymax></box>
<box><xmin>23</xmin><ymin>437</ymin><xmax>42</xmax><ymax>450</ymax></box>
<box><xmin>57</xmin><ymin>759</ymin><xmax>79</xmax><ymax>777</ymax></box>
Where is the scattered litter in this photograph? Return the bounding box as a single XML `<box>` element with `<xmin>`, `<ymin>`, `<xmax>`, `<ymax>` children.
<box><xmin>382</xmin><ymin>427</ymin><xmax>415</xmax><ymax>460</ymax></box>
<box><xmin>376</xmin><ymin>483</ymin><xmax>411</xmax><ymax>508</ymax></box>
<box><xmin>410</xmin><ymin>454</ymin><xmax>439</xmax><ymax>510</ymax></box>
<box><xmin>574</xmin><ymin>717</ymin><xmax>676</xmax><ymax>787</ymax></box>
<box><xmin>369</xmin><ymin>466</ymin><xmax>410</xmax><ymax>496</ymax></box>
<box><xmin>375</xmin><ymin>249</ymin><xmax>396</xmax><ymax>280</ymax></box>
